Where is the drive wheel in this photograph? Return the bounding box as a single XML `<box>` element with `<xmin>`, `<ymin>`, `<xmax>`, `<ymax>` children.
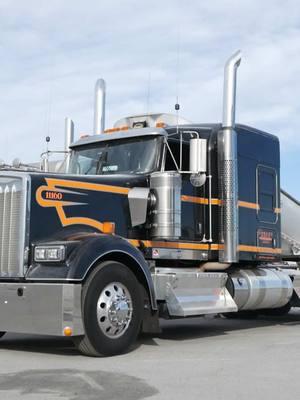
<box><xmin>0</xmin><ymin>332</ymin><xmax>5</xmax><ymax>339</ymax></box>
<box><xmin>75</xmin><ymin>261</ymin><xmax>143</xmax><ymax>357</ymax></box>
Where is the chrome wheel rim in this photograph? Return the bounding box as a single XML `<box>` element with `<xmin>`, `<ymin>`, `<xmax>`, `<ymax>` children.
<box><xmin>97</xmin><ymin>282</ymin><xmax>133</xmax><ymax>339</ymax></box>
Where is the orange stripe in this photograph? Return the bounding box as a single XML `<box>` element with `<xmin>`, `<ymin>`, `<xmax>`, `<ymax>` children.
<box><xmin>141</xmin><ymin>240</ymin><xmax>210</xmax><ymax>250</ymax></box>
<box><xmin>181</xmin><ymin>195</ymin><xmax>221</xmax><ymax>205</ymax></box>
<box><xmin>128</xmin><ymin>239</ymin><xmax>281</xmax><ymax>255</ymax></box>
<box><xmin>56</xmin><ymin>205</ymin><xmax>106</xmax><ymax>232</ymax></box>
<box><xmin>45</xmin><ymin>178</ymin><xmax>130</xmax><ymax>195</ymax></box>
<box><xmin>238</xmin><ymin>200</ymin><xmax>260</xmax><ymax>210</ymax></box>
<box><xmin>238</xmin><ymin>245</ymin><xmax>281</xmax><ymax>254</ymax></box>
<box><xmin>274</xmin><ymin>208</ymin><xmax>281</xmax><ymax>214</ymax></box>
<box><xmin>36</xmin><ymin>178</ymin><xmax>125</xmax><ymax>233</ymax></box>
<box><xmin>210</xmin><ymin>243</ymin><xmax>224</xmax><ymax>251</ymax></box>
<box><xmin>129</xmin><ymin>240</ymin><xmax>223</xmax><ymax>251</ymax></box>
<box><xmin>37</xmin><ymin>179</ymin><xmax>281</xmax><ymax>247</ymax></box>
<box><xmin>38</xmin><ymin>181</ymin><xmax>276</xmax><ymax>214</ymax></box>
<box><xmin>39</xmin><ymin>181</ymin><xmax>276</xmax><ymax>213</ymax></box>
<box><xmin>128</xmin><ymin>239</ymin><xmax>140</xmax><ymax>247</ymax></box>
<box><xmin>182</xmin><ymin>196</ymin><xmax>260</xmax><ymax>210</ymax></box>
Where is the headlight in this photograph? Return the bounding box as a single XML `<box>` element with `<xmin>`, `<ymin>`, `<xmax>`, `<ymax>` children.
<box><xmin>34</xmin><ymin>245</ymin><xmax>66</xmax><ymax>262</ymax></box>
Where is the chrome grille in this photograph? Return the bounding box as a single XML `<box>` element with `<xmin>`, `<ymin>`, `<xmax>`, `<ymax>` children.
<box><xmin>0</xmin><ymin>175</ymin><xmax>27</xmax><ymax>277</ymax></box>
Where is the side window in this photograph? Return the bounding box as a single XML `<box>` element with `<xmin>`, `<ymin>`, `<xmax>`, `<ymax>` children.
<box><xmin>257</xmin><ymin>166</ymin><xmax>278</xmax><ymax>223</ymax></box>
<box><xmin>165</xmin><ymin>141</ymin><xmax>189</xmax><ymax>171</ymax></box>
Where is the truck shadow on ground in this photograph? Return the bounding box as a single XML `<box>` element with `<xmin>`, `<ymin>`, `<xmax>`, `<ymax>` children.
<box><xmin>0</xmin><ymin>311</ymin><xmax>300</xmax><ymax>356</ymax></box>
<box><xmin>151</xmin><ymin>311</ymin><xmax>300</xmax><ymax>342</ymax></box>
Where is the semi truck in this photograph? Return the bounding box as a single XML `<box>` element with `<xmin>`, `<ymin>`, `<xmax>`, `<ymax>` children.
<box><xmin>0</xmin><ymin>51</ymin><xmax>300</xmax><ymax>356</ymax></box>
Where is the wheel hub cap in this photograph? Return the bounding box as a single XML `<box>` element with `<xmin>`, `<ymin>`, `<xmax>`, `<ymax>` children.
<box><xmin>97</xmin><ymin>282</ymin><xmax>133</xmax><ymax>338</ymax></box>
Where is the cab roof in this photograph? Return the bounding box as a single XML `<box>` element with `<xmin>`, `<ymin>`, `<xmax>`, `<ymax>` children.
<box><xmin>70</xmin><ymin>123</ymin><xmax>279</xmax><ymax>149</ymax></box>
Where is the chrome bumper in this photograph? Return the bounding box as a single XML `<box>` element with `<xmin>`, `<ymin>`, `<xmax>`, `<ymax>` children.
<box><xmin>0</xmin><ymin>282</ymin><xmax>84</xmax><ymax>336</ymax></box>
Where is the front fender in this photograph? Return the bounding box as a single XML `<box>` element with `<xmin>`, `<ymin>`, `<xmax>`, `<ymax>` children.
<box><xmin>28</xmin><ymin>234</ymin><xmax>157</xmax><ymax>310</ymax></box>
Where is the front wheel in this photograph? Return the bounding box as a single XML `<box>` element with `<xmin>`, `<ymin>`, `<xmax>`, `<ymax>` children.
<box><xmin>74</xmin><ymin>261</ymin><xmax>143</xmax><ymax>357</ymax></box>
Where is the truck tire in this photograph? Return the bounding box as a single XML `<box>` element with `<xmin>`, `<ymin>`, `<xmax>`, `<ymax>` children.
<box><xmin>0</xmin><ymin>332</ymin><xmax>5</xmax><ymax>339</ymax></box>
<box><xmin>74</xmin><ymin>261</ymin><xmax>143</xmax><ymax>357</ymax></box>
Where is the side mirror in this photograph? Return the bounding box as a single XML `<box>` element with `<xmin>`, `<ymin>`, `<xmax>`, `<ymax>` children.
<box><xmin>189</xmin><ymin>138</ymin><xmax>207</xmax><ymax>174</ymax></box>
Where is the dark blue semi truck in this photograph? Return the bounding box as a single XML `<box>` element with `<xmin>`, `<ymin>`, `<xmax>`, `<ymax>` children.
<box><xmin>0</xmin><ymin>51</ymin><xmax>299</xmax><ymax>356</ymax></box>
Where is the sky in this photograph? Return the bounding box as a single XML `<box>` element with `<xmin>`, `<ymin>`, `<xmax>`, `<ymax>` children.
<box><xmin>0</xmin><ymin>0</ymin><xmax>300</xmax><ymax>198</ymax></box>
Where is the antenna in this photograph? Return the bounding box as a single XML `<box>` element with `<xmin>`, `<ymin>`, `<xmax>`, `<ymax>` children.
<box><xmin>42</xmin><ymin>136</ymin><xmax>50</xmax><ymax>172</ymax></box>
<box><xmin>43</xmin><ymin>82</ymin><xmax>53</xmax><ymax>171</ymax></box>
<box><xmin>175</xmin><ymin>27</ymin><xmax>182</xmax><ymax>168</ymax></box>
<box><xmin>46</xmin><ymin>84</ymin><xmax>53</xmax><ymax>137</ymax></box>
<box><xmin>146</xmin><ymin>72</ymin><xmax>151</xmax><ymax>116</ymax></box>
<box><xmin>46</xmin><ymin>135</ymin><xmax>50</xmax><ymax>152</ymax></box>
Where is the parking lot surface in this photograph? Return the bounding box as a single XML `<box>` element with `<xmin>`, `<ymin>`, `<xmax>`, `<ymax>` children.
<box><xmin>1</xmin><ymin>311</ymin><xmax>300</xmax><ymax>400</ymax></box>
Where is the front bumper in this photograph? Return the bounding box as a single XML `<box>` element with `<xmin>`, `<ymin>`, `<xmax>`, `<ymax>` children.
<box><xmin>0</xmin><ymin>282</ymin><xmax>84</xmax><ymax>336</ymax></box>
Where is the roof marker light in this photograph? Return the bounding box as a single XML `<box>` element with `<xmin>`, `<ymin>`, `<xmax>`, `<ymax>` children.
<box><xmin>104</xmin><ymin>126</ymin><xmax>129</xmax><ymax>134</ymax></box>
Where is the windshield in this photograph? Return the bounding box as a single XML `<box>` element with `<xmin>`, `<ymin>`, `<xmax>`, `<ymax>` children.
<box><xmin>69</xmin><ymin>137</ymin><xmax>160</xmax><ymax>175</ymax></box>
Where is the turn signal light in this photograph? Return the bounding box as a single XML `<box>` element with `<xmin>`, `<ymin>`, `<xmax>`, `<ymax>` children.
<box><xmin>63</xmin><ymin>327</ymin><xmax>73</xmax><ymax>337</ymax></box>
<box><xmin>102</xmin><ymin>222</ymin><xmax>115</xmax><ymax>234</ymax></box>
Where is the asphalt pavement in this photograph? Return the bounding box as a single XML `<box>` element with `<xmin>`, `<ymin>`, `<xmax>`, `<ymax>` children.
<box><xmin>1</xmin><ymin>311</ymin><xmax>300</xmax><ymax>400</ymax></box>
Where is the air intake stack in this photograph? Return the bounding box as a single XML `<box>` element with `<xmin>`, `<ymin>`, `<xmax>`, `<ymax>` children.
<box><xmin>218</xmin><ymin>51</ymin><xmax>242</xmax><ymax>263</ymax></box>
<box><xmin>93</xmin><ymin>79</ymin><xmax>106</xmax><ymax>135</ymax></box>
<box><xmin>64</xmin><ymin>117</ymin><xmax>74</xmax><ymax>151</ymax></box>
<box><xmin>64</xmin><ymin>117</ymin><xmax>74</xmax><ymax>172</ymax></box>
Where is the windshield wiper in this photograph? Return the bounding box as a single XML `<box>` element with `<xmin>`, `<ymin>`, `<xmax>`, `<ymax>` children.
<box><xmin>95</xmin><ymin>150</ymin><xmax>108</xmax><ymax>175</ymax></box>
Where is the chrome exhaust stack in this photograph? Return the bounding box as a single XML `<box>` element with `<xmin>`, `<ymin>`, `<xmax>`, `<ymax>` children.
<box><xmin>222</xmin><ymin>51</ymin><xmax>241</xmax><ymax>129</ymax></box>
<box><xmin>64</xmin><ymin>117</ymin><xmax>74</xmax><ymax>172</ymax></box>
<box><xmin>64</xmin><ymin>117</ymin><xmax>74</xmax><ymax>151</ymax></box>
<box><xmin>218</xmin><ymin>50</ymin><xmax>242</xmax><ymax>263</ymax></box>
<box><xmin>93</xmin><ymin>78</ymin><xmax>106</xmax><ymax>135</ymax></box>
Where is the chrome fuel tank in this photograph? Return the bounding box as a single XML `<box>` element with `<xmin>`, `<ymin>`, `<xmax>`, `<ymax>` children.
<box><xmin>227</xmin><ymin>268</ymin><xmax>293</xmax><ymax>310</ymax></box>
